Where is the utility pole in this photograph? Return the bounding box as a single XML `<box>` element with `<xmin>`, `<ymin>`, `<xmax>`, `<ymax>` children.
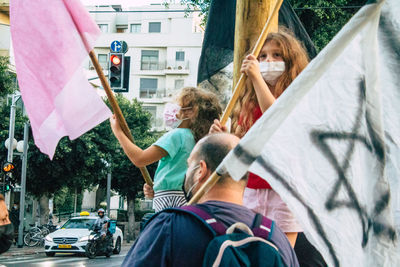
<box><xmin>5</xmin><ymin>93</ymin><xmax>20</xmax><ymax>207</ymax></box>
<box><xmin>74</xmin><ymin>188</ymin><xmax>77</xmax><ymax>215</ymax></box>
<box><xmin>106</xmin><ymin>172</ymin><xmax>111</xmax><ymax>217</ymax></box>
<box><xmin>7</xmin><ymin>94</ymin><xmax>18</xmax><ymax>163</ymax></box>
<box><xmin>17</xmin><ymin>122</ymin><xmax>29</xmax><ymax>248</ymax></box>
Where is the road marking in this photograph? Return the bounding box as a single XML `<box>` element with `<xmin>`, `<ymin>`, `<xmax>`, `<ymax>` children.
<box><xmin>1</xmin><ymin>253</ymin><xmax>127</xmax><ymax>265</ymax></box>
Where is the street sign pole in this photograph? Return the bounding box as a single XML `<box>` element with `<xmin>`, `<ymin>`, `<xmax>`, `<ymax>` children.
<box><xmin>106</xmin><ymin>172</ymin><xmax>111</xmax><ymax>217</ymax></box>
<box><xmin>18</xmin><ymin>122</ymin><xmax>29</xmax><ymax>248</ymax></box>
<box><xmin>7</xmin><ymin>94</ymin><xmax>17</xmax><ymax>163</ymax></box>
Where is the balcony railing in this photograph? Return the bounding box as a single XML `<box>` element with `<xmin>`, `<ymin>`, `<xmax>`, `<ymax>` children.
<box><xmin>140</xmin><ymin>88</ymin><xmax>166</xmax><ymax>99</ymax></box>
<box><xmin>140</xmin><ymin>61</ymin><xmax>165</xmax><ymax>71</ymax></box>
<box><xmin>165</xmin><ymin>60</ymin><xmax>189</xmax><ymax>70</ymax></box>
<box><xmin>139</xmin><ymin>61</ymin><xmax>190</xmax><ymax>71</ymax></box>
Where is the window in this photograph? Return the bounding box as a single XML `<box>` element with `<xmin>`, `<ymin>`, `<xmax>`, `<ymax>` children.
<box><xmin>176</xmin><ymin>51</ymin><xmax>185</xmax><ymax>61</ymax></box>
<box><xmin>174</xmin><ymin>79</ymin><xmax>184</xmax><ymax>90</ymax></box>
<box><xmin>98</xmin><ymin>24</ymin><xmax>108</xmax><ymax>33</ymax></box>
<box><xmin>149</xmin><ymin>22</ymin><xmax>161</xmax><ymax>33</ymax></box>
<box><xmin>116</xmin><ymin>28</ymin><xmax>127</xmax><ymax>33</ymax></box>
<box><xmin>98</xmin><ymin>54</ymin><xmax>108</xmax><ymax>69</ymax></box>
<box><xmin>141</xmin><ymin>50</ymin><xmax>159</xmax><ymax>70</ymax></box>
<box><xmin>116</xmin><ymin>24</ymin><xmax>128</xmax><ymax>33</ymax></box>
<box><xmin>130</xmin><ymin>24</ymin><xmax>141</xmax><ymax>33</ymax></box>
<box><xmin>143</xmin><ymin>106</ymin><xmax>157</xmax><ymax>125</ymax></box>
<box><xmin>140</xmin><ymin>78</ymin><xmax>158</xmax><ymax>98</ymax></box>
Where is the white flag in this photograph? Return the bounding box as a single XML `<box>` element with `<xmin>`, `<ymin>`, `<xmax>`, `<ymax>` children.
<box><xmin>217</xmin><ymin>0</ymin><xmax>400</xmax><ymax>266</ymax></box>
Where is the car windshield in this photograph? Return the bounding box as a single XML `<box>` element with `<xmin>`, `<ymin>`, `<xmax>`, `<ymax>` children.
<box><xmin>62</xmin><ymin>218</ymin><xmax>96</xmax><ymax>229</ymax></box>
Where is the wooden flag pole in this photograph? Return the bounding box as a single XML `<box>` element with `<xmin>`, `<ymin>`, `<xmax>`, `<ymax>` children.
<box><xmin>89</xmin><ymin>51</ymin><xmax>153</xmax><ymax>187</ymax></box>
<box><xmin>189</xmin><ymin>0</ymin><xmax>283</xmax><ymax>204</ymax></box>
<box><xmin>188</xmin><ymin>171</ymin><xmax>220</xmax><ymax>205</ymax></box>
<box><xmin>220</xmin><ymin>0</ymin><xmax>283</xmax><ymax>125</ymax></box>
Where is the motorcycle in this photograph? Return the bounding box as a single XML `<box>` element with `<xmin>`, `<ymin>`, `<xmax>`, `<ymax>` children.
<box><xmin>85</xmin><ymin>230</ymin><xmax>113</xmax><ymax>259</ymax></box>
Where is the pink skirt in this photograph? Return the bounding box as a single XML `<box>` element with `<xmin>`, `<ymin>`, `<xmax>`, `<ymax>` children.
<box><xmin>243</xmin><ymin>187</ymin><xmax>302</xmax><ymax>233</ymax></box>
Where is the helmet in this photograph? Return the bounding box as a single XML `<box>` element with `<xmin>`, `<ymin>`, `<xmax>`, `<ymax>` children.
<box><xmin>98</xmin><ymin>208</ymin><xmax>105</xmax><ymax>218</ymax></box>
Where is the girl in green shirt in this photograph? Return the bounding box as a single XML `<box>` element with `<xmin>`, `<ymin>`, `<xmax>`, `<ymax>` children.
<box><xmin>110</xmin><ymin>87</ymin><xmax>222</xmax><ymax>212</ymax></box>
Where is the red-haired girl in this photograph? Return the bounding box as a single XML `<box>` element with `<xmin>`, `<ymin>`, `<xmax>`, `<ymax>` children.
<box><xmin>211</xmin><ymin>28</ymin><xmax>309</xmax><ymax>247</ymax></box>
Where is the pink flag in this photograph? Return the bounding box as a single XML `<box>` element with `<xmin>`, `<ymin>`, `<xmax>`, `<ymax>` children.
<box><xmin>10</xmin><ymin>0</ymin><xmax>111</xmax><ymax>159</ymax></box>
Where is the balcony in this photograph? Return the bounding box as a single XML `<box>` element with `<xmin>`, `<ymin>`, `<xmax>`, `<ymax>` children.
<box><xmin>139</xmin><ymin>88</ymin><xmax>167</xmax><ymax>100</ymax></box>
<box><xmin>140</xmin><ymin>61</ymin><xmax>165</xmax><ymax>71</ymax></box>
<box><xmin>164</xmin><ymin>60</ymin><xmax>190</xmax><ymax>75</ymax></box>
<box><xmin>138</xmin><ymin>60</ymin><xmax>190</xmax><ymax>75</ymax></box>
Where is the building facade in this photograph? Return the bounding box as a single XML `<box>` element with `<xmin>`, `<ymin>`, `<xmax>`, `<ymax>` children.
<box><xmin>0</xmin><ymin>0</ymin><xmax>10</xmax><ymax>56</ymax></box>
<box><xmin>87</xmin><ymin>3</ymin><xmax>203</xmax><ymax>130</ymax></box>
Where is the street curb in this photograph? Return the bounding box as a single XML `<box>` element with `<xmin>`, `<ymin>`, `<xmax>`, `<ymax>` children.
<box><xmin>1</xmin><ymin>248</ymin><xmax>45</xmax><ymax>257</ymax></box>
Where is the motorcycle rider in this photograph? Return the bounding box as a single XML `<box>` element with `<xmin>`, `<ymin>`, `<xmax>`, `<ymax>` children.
<box><xmin>86</xmin><ymin>208</ymin><xmax>113</xmax><ymax>257</ymax></box>
<box><xmin>93</xmin><ymin>208</ymin><xmax>109</xmax><ymax>240</ymax></box>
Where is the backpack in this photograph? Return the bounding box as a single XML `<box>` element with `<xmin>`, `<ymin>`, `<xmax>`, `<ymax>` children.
<box><xmin>157</xmin><ymin>205</ymin><xmax>285</xmax><ymax>267</ymax></box>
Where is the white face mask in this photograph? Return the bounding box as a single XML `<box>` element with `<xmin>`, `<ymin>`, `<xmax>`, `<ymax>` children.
<box><xmin>163</xmin><ymin>103</ymin><xmax>182</xmax><ymax>128</ymax></box>
<box><xmin>259</xmin><ymin>61</ymin><xmax>285</xmax><ymax>85</ymax></box>
<box><xmin>163</xmin><ymin>103</ymin><xmax>191</xmax><ymax>129</ymax></box>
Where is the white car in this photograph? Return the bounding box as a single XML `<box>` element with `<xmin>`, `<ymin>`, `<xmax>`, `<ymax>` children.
<box><xmin>44</xmin><ymin>215</ymin><xmax>123</xmax><ymax>257</ymax></box>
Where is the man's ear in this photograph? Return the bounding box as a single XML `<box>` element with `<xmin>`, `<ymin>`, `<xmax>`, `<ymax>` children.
<box><xmin>197</xmin><ymin>160</ymin><xmax>210</xmax><ymax>183</ymax></box>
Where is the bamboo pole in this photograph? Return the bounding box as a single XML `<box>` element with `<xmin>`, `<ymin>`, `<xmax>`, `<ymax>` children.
<box><xmin>89</xmin><ymin>51</ymin><xmax>153</xmax><ymax>187</ymax></box>
<box><xmin>232</xmin><ymin>0</ymin><xmax>280</xmax><ymax>89</ymax></box>
<box><xmin>188</xmin><ymin>172</ymin><xmax>220</xmax><ymax>205</ymax></box>
<box><xmin>220</xmin><ymin>0</ymin><xmax>283</xmax><ymax>125</ymax></box>
<box><xmin>189</xmin><ymin>0</ymin><xmax>283</xmax><ymax>204</ymax></box>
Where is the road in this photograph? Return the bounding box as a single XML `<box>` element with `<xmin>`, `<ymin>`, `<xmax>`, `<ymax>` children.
<box><xmin>0</xmin><ymin>247</ymin><xmax>130</xmax><ymax>267</ymax></box>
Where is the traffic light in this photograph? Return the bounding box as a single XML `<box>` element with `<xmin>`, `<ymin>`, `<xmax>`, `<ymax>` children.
<box><xmin>3</xmin><ymin>183</ymin><xmax>10</xmax><ymax>192</ymax></box>
<box><xmin>109</xmin><ymin>53</ymin><xmax>124</xmax><ymax>89</ymax></box>
<box><xmin>114</xmin><ymin>56</ymin><xmax>130</xmax><ymax>93</ymax></box>
<box><xmin>2</xmin><ymin>162</ymin><xmax>14</xmax><ymax>173</ymax></box>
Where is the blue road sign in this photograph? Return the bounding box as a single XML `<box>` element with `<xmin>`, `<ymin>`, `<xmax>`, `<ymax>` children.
<box><xmin>110</xmin><ymin>40</ymin><xmax>122</xmax><ymax>53</ymax></box>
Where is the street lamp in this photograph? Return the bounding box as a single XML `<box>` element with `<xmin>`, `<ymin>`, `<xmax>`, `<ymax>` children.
<box><xmin>4</xmin><ymin>138</ymin><xmax>17</xmax><ymax>151</ymax></box>
<box><xmin>5</xmin><ymin>138</ymin><xmax>27</xmax><ymax>155</ymax></box>
<box><xmin>4</xmin><ymin>123</ymin><xmax>30</xmax><ymax>248</ymax></box>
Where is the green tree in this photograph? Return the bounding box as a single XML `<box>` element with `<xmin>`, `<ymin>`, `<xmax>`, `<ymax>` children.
<box><xmin>53</xmin><ymin>186</ymin><xmax>83</xmax><ymax>214</ymax></box>
<box><xmin>178</xmin><ymin>0</ymin><xmax>365</xmax><ymax>51</ymax></box>
<box><xmin>25</xmin><ymin>122</ymin><xmax>112</xmax><ymax>224</ymax></box>
<box><xmin>0</xmin><ymin>56</ymin><xmax>17</xmax><ymax>98</ymax></box>
<box><xmin>291</xmin><ymin>0</ymin><xmax>365</xmax><ymax>51</ymax></box>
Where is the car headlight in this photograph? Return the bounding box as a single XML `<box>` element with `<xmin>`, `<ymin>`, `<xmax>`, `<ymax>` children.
<box><xmin>45</xmin><ymin>235</ymin><xmax>53</xmax><ymax>242</ymax></box>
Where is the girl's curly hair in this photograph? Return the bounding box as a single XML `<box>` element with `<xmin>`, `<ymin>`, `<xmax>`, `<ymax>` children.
<box><xmin>177</xmin><ymin>87</ymin><xmax>222</xmax><ymax>142</ymax></box>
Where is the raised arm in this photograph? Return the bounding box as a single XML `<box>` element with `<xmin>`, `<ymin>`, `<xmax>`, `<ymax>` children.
<box><xmin>110</xmin><ymin>115</ymin><xmax>167</xmax><ymax>167</ymax></box>
<box><xmin>241</xmin><ymin>54</ymin><xmax>276</xmax><ymax>112</ymax></box>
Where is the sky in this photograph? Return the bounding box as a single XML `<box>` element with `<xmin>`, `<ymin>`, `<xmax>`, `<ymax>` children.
<box><xmin>81</xmin><ymin>0</ymin><xmax>168</xmax><ymax>8</ymax></box>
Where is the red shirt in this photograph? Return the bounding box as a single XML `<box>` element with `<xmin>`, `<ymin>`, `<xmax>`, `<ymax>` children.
<box><xmin>239</xmin><ymin>106</ymin><xmax>272</xmax><ymax>189</ymax></box>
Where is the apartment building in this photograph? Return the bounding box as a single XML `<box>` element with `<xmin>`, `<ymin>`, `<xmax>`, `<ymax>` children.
<box><xmin>86</xmin><ymin>3</ymin><xmax>203</xmax><ymax>130</ymax></box>
<box><xmin>0</xmin><ymin>0</ymin><xmax>10</xmax><ymax>56</ymax></box>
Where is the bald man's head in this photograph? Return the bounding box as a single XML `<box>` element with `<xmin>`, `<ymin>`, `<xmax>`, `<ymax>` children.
<box><xmin>190</xmin><ymin>133</ymin><xmax>240</xmax><ymax>173</ymax></box>
<box><xmin>183</xmin><ymin>133</ymin><xmax>244</xmax><ymax>202</ymax></box>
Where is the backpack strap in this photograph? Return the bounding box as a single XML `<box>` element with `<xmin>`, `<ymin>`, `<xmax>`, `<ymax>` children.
<box><xmin>180</xmin><ymin>206</ymin><xmax>227</xmax><ymax>236</ymax></box>
<box><xmin>251</xmin><ymin>213</ymin><xmax>274</xmax><ymax>240</ymax></box>
<box><xmin>142</xmin><ymin>207</ymin><xmax>226</xmax><ymax>236</ymax></box>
